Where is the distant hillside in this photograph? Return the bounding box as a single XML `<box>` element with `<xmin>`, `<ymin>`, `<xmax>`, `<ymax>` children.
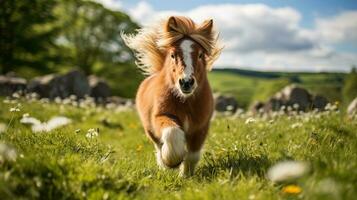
<box><xmin>209</xmin><ymin>68</ymin><xmax>346</xmax><ymax>109</ymax></box>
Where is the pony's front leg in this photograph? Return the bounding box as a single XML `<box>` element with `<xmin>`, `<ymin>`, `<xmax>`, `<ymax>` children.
<box><xmin>180</xmin><ymin>126</ymin><xmax>209</xmax><ymax>177</ymax></box>
<box><xmin>180</xmin><ymin>151</ymin><xmax>200</xmax><ymax>177</ymax></box>
<box><xmin>154</xmin><ymin>116</ymin><xmax>187</xmax><ymax>169</ymax></box>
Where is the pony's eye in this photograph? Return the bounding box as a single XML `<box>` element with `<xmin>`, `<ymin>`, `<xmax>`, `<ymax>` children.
<box><xmin>199</xmin><ymin>53</ymin><xmax>204</xmax><ymax>59</ymax></box>
<box><xmin>171</xmin><ymin>53</ymin><xmax>175</xmax><ymax>59</ymax></box>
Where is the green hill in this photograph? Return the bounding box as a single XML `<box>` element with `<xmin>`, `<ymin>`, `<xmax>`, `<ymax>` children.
<box><xmin>208</xmin><ymin>68</ymin><xmax>346</xmax><ymax>108</ymax></box>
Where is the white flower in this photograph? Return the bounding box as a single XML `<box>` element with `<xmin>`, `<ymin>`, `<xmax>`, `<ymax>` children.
<box><xmin>267</xmin><ymin>161</ymin><xmax>310</xmax><ymax>182</ymax></box>
<box><xmin>86</xmin><ymin>128</ymin><xmax>99</xmax><ymax>139</ymax></box>
<box><xmin>293</xmin><ymin>104</ymin><xmax>299</xmax><ymax>110</ymax></box>
<box><xmin>32</xmin><ymin>116</ymin><xmax>72</xmax><ymax>133</ymax></box>
<box><xmin>20</xmin><ymin>115</ymin><xmax>71</xmax><ymax>133</ymax></box>
<box><xmin>226</xmin><ymin>105</ymin><xmax>234</xmax><ymax>111</ymax></box>
<box><xmin>291</xmin><ymin>122</ymin><xmax>303</xmax><ymax>129</ymax></box>
<box><xmin>0</xmin><ymin>123</ymin><xmax>6</xmax><ymax>134</ymax></box>
<box><xmin>0</xmin><ymin>143</ymin><xmax>17</xmax><ymax>163</ymax></box>
<box><xmin>10</xmin><ymin>107</ymin><xmax>20</xmax><ymax>112</ymax></box>
<box><xmin>22</xmin><ymin>113</ymin><xmax>30</xmax><ymax>118</ymax></box>
<box><xmin>20</xmin><ymin>116</ymin><xmax>41</xmax><ymax>126</ymax></box>
<box><xmin>245</xmin><ymin>117</ymin><xmax>256</xmax><ymax>124</ymax></box>
<box><xmin>12</xmin><ymin>92</ymin><xmax>20</xmax><ymax>98</ymax></box>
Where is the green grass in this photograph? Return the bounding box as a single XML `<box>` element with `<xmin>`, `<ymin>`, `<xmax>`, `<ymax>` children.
<box><xmin>0</xmin><ymin>97</ymin><xmax>356</xmax><ymax>199</ymax></box>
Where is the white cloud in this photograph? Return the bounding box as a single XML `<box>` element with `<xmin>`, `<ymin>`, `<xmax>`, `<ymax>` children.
<box><xmin>94</xmin><ymin>0</ymin><xmax>122</xmax><ymax>11</ymax></box>
<box><xmin>125</xmin><ymin>2</ymin><xmax>357</xmax><ymax>72</ymax></box>
<box><xmin>315</xmin><ymin>11</ymin><xmax>357</xmax><ymax>44</ymax></box>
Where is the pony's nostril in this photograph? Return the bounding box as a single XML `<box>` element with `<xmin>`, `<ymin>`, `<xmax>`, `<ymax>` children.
<box><xmin>189</xmin><ymin>78</ymin><xmax>195</xmax><ymax>86</ymax></box>
<box><xmin>179</xmin><ymin>79</ymin><xmax>184</xmax><ymax>86</ymax></box>
<box><xmin>179</xmin><ymin>78</ymin><xmax>195</xmax><ymax>92</ymax></box>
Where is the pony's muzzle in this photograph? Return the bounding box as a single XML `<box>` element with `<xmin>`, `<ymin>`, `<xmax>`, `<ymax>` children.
<box><xmin>179</xmin><ymin>78</ymin><xmax>195</xmax><ymax>94</ymax></box>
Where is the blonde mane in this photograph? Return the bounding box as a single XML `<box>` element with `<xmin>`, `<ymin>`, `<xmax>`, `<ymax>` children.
<box><xmin>121</xmin><ymin>16</ymin><xmax>222</xmax><ymax>75</ymax></box>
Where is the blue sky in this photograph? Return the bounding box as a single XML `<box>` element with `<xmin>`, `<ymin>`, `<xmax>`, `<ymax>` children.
<box><xmin>122</xmin><ymin>0</ymin><xmax>357</xmax><ymax>26</ymax></box>
<box><xmin>97</xmin><ymin>0</ymin><xmax>357</xmax><ymax>72</ymax></box>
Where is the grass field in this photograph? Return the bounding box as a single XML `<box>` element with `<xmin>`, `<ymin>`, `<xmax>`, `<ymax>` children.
<box><xmin>0</xmin><ymin>97</ymin><xmax>356</xmax><ymax>199</ymax></box>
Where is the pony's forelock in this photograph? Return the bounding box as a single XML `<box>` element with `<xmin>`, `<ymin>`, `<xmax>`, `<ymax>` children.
<box><xmin>121</xmin><ymin>16</ymin><xmax>223</xmax><ymax>75</ymax></box>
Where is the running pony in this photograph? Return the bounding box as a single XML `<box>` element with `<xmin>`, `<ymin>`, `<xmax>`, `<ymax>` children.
<box><xmin>122</xmin><ymin>16</ymin><xmax>222</xmax><ymax>176</ymax></box>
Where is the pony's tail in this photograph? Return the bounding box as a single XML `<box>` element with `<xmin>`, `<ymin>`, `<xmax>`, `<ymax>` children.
<box><xmin>160</xmin><ymin>127</ymin><xmax>187</xmax><ymax>168</ymax></box>
<box><xmin>120</xmin><ymin>29</ymin><xmax>164</xmax><ymax>75</ymax></box>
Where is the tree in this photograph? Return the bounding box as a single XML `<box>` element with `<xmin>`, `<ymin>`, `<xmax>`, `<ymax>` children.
<box><xmin>55</xmin><ymin>0</ymin><xmax>139</xmax><ymax>74</ymax></box>
<box><xmin>343</xmin><ymin>66</ymin><xmax>357</xmax><ymax>104</ymax></box>
<box><xmin>0</xmin><ymin>0</ymin><xmax>59</xmax><ymax>74</ymax></box>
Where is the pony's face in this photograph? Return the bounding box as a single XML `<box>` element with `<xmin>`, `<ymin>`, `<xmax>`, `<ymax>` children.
<box><xmin>167</xmin><ymin>38</ymin><xmax>207</xmax><ymax>97</ymax></box>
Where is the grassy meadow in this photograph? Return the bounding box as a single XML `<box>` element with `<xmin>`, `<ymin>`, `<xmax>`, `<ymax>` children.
<box><xmin>1</xmin><ymin>96</ymin><xmax>356</xmax><ymax>199</ymax></box>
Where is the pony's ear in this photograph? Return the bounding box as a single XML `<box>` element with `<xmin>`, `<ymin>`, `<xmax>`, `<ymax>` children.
<box><xmin>166</xmin><ymin>16</ymin><xmax>179</xmax><ymax>33</ymax></box>
<box><xmin>198</xmin><ymin>19</ymin><xmax>213</xmax><ymax>36</ymax></box>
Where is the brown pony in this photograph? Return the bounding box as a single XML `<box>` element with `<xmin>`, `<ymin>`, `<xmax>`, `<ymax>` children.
<box><xmin>122</xmin><ymin>16</ymin><xmax>222</xmax><ymax>176</ymax></box>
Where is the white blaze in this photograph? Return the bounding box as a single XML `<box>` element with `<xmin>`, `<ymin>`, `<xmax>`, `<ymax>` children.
<box><xmin>180</xmin><ymin>40</ymin><xmax>194</xmax><ymax>80</ymax></box>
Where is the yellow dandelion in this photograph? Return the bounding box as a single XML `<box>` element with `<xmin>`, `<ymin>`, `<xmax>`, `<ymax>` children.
<box><xmin>129</xmin><ymin>123</ymin><xmax>137</xmax><ymax>129</ymax></box>
<box><xmin>282</xmin><ymin>185</ymin><xmax>302</xmax><ymax>194</ymax></box>
<box><xmin>136</xmin><ymin>145</ymin><xmax>143</xmax><ymax>152</ymax></box>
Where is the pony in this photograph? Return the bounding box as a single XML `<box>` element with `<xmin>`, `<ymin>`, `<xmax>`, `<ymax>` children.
<box><xmin>122</xmin><ymin>16</ymin><xmax>222</xmax><ymax>176</ymax></box>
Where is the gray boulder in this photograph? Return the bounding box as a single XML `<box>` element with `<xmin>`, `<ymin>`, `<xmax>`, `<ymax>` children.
<box><xmin>250</xmin><ymin>85</ymin><xmax>330</xmax><ymax>114</ymax></box>
<box><xmin>27</xmin><ymin>70</ymin><xmax>90</xmax><ymax>99</ymax></box>
<box><xmin>0</xmin><ymin>75</ymin><xmax>27</xmax><ymax>96</ymax></box>
<box><xmin>275</xmin><ymin>85</ymin><xmax>311</xmax><ymax>110</ymax></box>
<box><xmin>311</xmin><ymin>95</ymin><xmax>328</xmax><ymax>111</ymax></box>
<box><xmin>215</xmin><ymin>95</ymin><xmax>238</xmax><ymax>113</ymax></box>
<box><xmin>88</xmin><ymin>75</ymin><xmax>111</xmax><ymax>101</ymax></box>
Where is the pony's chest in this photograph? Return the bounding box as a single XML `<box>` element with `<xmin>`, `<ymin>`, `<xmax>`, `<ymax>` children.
<box><xmin>181</xmin><ymin>101</ymin><xmax>212</xmax><ymax>133</ymax></box>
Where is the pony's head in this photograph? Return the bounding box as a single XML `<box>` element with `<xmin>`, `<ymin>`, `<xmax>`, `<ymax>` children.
<box><xmin>122</xmin><ymin>16</ymin><xmax>222</xmax><ymax>98</ymax></box>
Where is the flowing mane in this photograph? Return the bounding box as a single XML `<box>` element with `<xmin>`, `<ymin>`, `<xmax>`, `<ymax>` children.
<box><xmin>121</xmin><ymin>16</ymin><xmax>222</xmax><ymax>75</ymax></box>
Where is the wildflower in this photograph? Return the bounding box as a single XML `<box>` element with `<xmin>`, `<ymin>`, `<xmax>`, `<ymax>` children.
<box><xmin>21</xmin><ymin>115</ymin><xmax>71</xmax><ymax>133</ymax></box>
<box><xmin>136</xmin><ymin>144</ymin><xmax>143</xmax><ymax>152</ymax></box>
<box><xmin>0</xmin><ymin>123</ymin><xmax>6</xmax><ymax>134</ymax></box>
<box><xmin>20</xmin><ymin>116</ymin><xmax>41</xmax><ymax>126</ymax></box>
<box><xmin>226</xmin><ymin>105</ymin><xmax>234</xmax><ymax>111</ymax></box>
<box><xmin>12</xmin><ymin>92</ymin><xmax>20</xmax><ymax>98</ymax></box>
<box><xmin>0</xmin><ymin>143</ymin><xmax>17</xmax><ymax>163</ymax></box>
<box><xmin>282</xmin><ymin>185</ymin><xmax>302</xmax><ymax>194</ymax></box>
<box><xmin>22</xmin><ymin>113</ymin><xmax>30</xmax><ymax>118</ymax></box>
<box><xmin>267</xmin><ymin>161</ymin><xmax>310</xmax><ymax>182</ymax></box>
<box><xmin>86</xmin><ymin>128</ymin><xmax>99</xmax><ymax>139</ymax></box>
<box><xmin>248</xmin><ymin>194</ymin><xmax>256</xmax><ymax>200</ymax></box>
<box><xmin>9</xmin><ymin>107</ymin><xmax>20</xmax><ymax>112</ymax></box>
<box><xmin>245</xmin><ymin>117</ymin><xmax>256</xmax><ymax>124</ymax></box>
<box><xmin>293</xmin><ymin>103</ymin><xmax>299</xmax><ymax>110</ymax></box>
<box><xmin>54</xmin><ymin>97</ymin><xmax>62</xmax><ymax>104</ymax></box>
<box><xmin>3</xmin><ymin>99</ymin><xmax>11</xmax><ymax>104</ymax></box>
<box><xmin>32</xmin><ymin>116</ymin><xmax>71</xmax><ymax>133</ymax></box>
<box><xmin>291</xmin><ymin>122</ymin><xmax>303</xmax><ymax>129</ymax></box>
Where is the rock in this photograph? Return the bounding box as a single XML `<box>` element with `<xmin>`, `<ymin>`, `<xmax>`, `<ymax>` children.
<box><xmin>88</xmin><ymin>75</ymin><xmax>111</xmax><ymax>101</ymax></box>
<box><xmin>27</xmin><ymin>70</ymin><xmax>90</xmax><ymax>99</ymax></box>
<box><xmin>311</xmin><ymin>95</ymin><xmax>328</xmax><ymax>111</ymax></box>
<box><xmin>264</xmin><ymin>97</ymin><xmax>284</xmax><ymax>112</ymax></box>
<box><xmin>275</xmin><ymin>85</ymin><xmax>311</xmax><ymax>110</ymax></box>
<box><xmin>251</xmin><ymin>101</ymin><xmax>265</xmax><ymax>114</ymax></box>
<box><xmin>215</xmin><ymin>95</ymin><xmax>238</xmax><ymax>113</ymax></box>
<box><xmin>106</xmin><ymin>96</ymin><xmax>133</xmax><ymax>106</ymax></box>
<box><xmin>250</xmin><ymin>84</ymin><xmax>330</xmax><ymax>114</ymax></box>
<box><xmin>347</xmin><ymin>97</ymin><xmax>357</xmax><ymax>117</ymax></box>
<box><xmin>0</xmin><ymin>75</ymin><xmax>27</xmax><ymax>96</ymax></box>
